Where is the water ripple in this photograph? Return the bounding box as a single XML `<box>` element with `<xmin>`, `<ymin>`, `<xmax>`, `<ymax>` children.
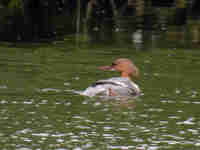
<box><xmin>177</xmin><ymin>117</ymin><xmax>195</xmax><ymax>125</ymax></box>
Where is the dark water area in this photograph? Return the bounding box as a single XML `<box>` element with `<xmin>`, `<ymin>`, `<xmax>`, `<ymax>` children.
<box><xmin>0</xmin><ymin>6</ymin><xmax>200</xmax><ymax>149</ymax></box>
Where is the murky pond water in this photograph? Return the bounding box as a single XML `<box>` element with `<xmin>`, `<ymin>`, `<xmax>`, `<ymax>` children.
<box><xmin>0</xmin><ymin>32</ymin><xmax>200</xmax><ymax>150</ymax></box>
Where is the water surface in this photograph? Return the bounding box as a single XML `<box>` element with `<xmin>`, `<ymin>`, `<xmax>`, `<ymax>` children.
<box><xmin>0</xmin><ymin>34</ymin><xmax>200</xmax><ymax>150</ymax></box>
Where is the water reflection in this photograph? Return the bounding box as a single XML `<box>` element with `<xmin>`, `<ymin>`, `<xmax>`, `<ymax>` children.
<box><xmin>85</xmin><ymin>15</ymin><xmax>200</xmax><ymax>51</ymax></box>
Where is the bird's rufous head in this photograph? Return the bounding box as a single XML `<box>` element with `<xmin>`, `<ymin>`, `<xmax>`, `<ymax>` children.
<box><xmin>98</xmin><ymin>58</ymin><xmax>139</xmax><ymax>79</ymax></box>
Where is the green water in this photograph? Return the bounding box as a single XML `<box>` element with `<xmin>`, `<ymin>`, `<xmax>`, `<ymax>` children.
<box><xmin>0</xmin><ymin>34</ymin><xmax>200</xmax><ymax>150</ymax></box>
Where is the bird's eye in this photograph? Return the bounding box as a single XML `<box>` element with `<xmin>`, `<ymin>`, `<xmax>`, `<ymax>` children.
<box><xmin>112</xmin><ymin>63</ymin><xmax>117</xmax><ymax>66</ymax></box>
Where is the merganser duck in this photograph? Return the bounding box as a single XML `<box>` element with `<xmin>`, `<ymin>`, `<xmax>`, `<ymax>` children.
<box><xmin>80</xmin><ymin>58</ymin><xmax>140</xmax><ymax>98</ymax></box>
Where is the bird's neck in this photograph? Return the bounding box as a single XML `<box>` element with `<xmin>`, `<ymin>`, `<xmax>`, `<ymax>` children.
<box><xmin>120</xmin><ymin>72</ymin><xmax>131</xmax><ymax>79</ymax></box>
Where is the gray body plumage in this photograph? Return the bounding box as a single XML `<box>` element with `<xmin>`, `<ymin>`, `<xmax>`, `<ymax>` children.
<box><xmin>81</xmin><ymin>77</ymin><xmax>140</xmax><ymax>97</ymax></box>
